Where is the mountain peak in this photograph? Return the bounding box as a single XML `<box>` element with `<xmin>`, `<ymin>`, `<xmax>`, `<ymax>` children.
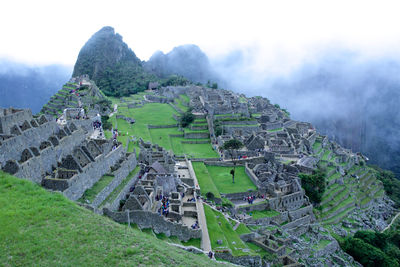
<box><xmin>72</xmin><ymin>26</ymin><xmax>154</xmax><ymax>97</ymax></box>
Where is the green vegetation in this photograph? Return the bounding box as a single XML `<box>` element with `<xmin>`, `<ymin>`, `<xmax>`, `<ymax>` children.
<box><xmin>221</xmin><ymin>139</ymin><xmax>244</xmax><ymax>183</ymax></box>
<box><xmin>248</xmin><ymin>209</ymin><xmax>280</xmax><ymax>219</ymax></box>
<box><xmin>192</xmin><ymin>162</ymin><xmax>221</xmax><ymax>199</ymax></box>
<box><xmin>312</xmin><ymin>239</ymin><xmax>331</xmax><ymax>250</ymax></box>
<box><xmin>206</xmin><ymin>165</ymin><xmax>257</xmax><ymax>194</ymax></box>
<box><xmin>160</xmin><ymin>75</ymin><xmax>189</xmax><ymax>87</ymax></box>
<box><xmin>108</xmin><ymin>98</ymin><xmax>218</xmax><ymax>159</ymax></box>
<box><xmin>0</xmin><ymin>171</ymin><xmax>220</xmax><ymax>267</ymax></box>
<box><xmin>204</xmin><ymin>205</ymin><xmax>254</xmax><ymax>256</ymax></box>
<box><xmin>101</xmin><ymin>115</ymin><xmax>112</xmax><ymax>130</ymax></box>
<box><xmin>234</xmin><ymin>223</ymin><xmax>252</xmax><ymax>235</ymax></box>
<box><xmin>78</xmin><ymin>175</ymin><xmax>115</xmax><ymax>203</ymax></box>
<box><xmin>180</xmin><ymin>109</ymin><xmax>195</xmax><ymax>127</ymax></box>
<box><xmin>371</xmin><ymin>165</ymin><xmax>400</xmax><ymax>207</ymax></box>
<box><xmin>299</xmin><ymin>170</ymin><xmax>326</xmax><ymax>203</ymax></box>
<box><xmin>192</xmin><ymin>163</ymin><xmax>256</xmax><ymax>199</ymax></box>
<box><xmin>341</xmin><ymin>230</ymin><xmax>400</xmax><ymax>267</ymax></box>
<box><xmin>72</xmin><ymin>26</ymin><xmax>157</xmax><ymax>97</ymax></box>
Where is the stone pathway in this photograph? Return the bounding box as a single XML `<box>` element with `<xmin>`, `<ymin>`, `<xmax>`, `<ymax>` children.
<box><xmin>197</xmin><ymin>199</ymin><xmax>212</xmax><ymax>252</ymax></box>
<box><xmin>186</xmin><ymin>159</ymin><xmax>212</xmax><ymax>252</ymax></box>
<box><xmin>382</xmin><ymin>211</ymin><xmax>400</xmax><ymax>232</ymax></box>
<box><xmin>109</xmin><ymin>104</ymin><xmax>118</xmax><ymax>117</ymax></box>
<box><xmin>232</xmin><ymin>221</ymin><xmax>240</xmax><ymax>231</ymax></box>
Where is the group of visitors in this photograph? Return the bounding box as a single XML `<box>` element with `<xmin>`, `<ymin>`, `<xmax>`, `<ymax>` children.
<box><xmin>157</xmin><ymin>196</ymin><xmax>169</xmax><ymax>217</ymax></box>
<box><xmin>244</xmin><ymin>194</ymin><xmax>265</xmax><ymax>204</ymax></box>
<box><xmin>187</xmin><ymin>197</ymin><xmax>196</xmax><ymax>202</ymax></box>
<box><xmin>112</xmin><ymin>129</ymin><xmax>119</xmax><ymax>140</ymax></box>
<box><xmin>93</xmin><ymin>121</ymin><xmax>102</xmax><ymax>129</ymax></box>
<box><xmin>191</xmin><ymin>220</ymin><xmax>199</xmax><ymax>229</ymax></box>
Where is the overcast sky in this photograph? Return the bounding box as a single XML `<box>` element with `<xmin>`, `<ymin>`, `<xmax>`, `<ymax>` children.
<box><xmin>2</xmin><ymin>0</ymin><xmax>400</xmax><ymax>75</ymax></box>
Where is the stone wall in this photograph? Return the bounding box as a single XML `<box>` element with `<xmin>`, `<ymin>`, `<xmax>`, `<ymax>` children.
<box><xmin>10</xmin><ymin>123</ymin><xmax>91</xmax><ymax>183</ymax></box>
<box><xmin>204</xmin><ymin>161</ymin><xmax>238</xmax><ymax>167</ymax></box>
<box><xmin>91</xmin><ymin>153</ymin><xmax>137</xmax><ymax>207</ymax></box>
<box><xmin>222</xmin><ymin>150</ymin><xmax>259</xmax><ymax>159</ymax></box>
<box><xmin>245</xmin><ymin>163</ymin><xmax>261</xmax><ymax>187</ymax></box>
<box><xmin>263</xmin><ymin>122</ymin><xmax>283</xmax><ymax>130</ymax></box>
<box><xmin>63</xmin><ymin>145</ymin><xmax>125</xmax><ymax>201</ymax></box>
<box><xmin>269</xmin><ymin>190</ymin><xmax>305</xmax><ymax>211</ymax></box>
<box><xmin>222</xmin><ymin>125</ymin><xmax>260</xmax><ymax>135</ymax></box>
<box><xmin>184</xmin><ymin>132</ymin><xmax>209</xmax><ymax>139</ymax></box>
<box><xmin>218</xmin><ymin>120</ymin><xmax>258</xmax><ymax>125</ymax></box>
<box><xmin>281</xmin><ymin>215</ymin><xmax>312</xmax><ymax>230</ymax></box>
<box><xmin>244</xmin><ymin>211</ymin><xmax>286</xmax><ymax>225</ymax></box>
<box><xmin>236</xmin><ymin>200</ymin><xmax>269</xmax><ymax>213</ymax></box>
<box><xmin>214</xmin><ymin>251</ymin><xmax>262</xmax><ymax>267</ymax></box>
<box><xmin>0</xmin><ymin>109</ymin><xmax>32</xmax><ymax>135</ymax></box>
<box><xmin>223</xmin><ymin>191</ymin><xmax>266</xmax><ymax>202</ymax></box>
<box><xmin>108</xmin><ymin>172</ymin><xmax>140</xmax><ymax>211</ymax></box>
<box><xmin>169</xmin><ymin>103</ymin><xmax>184</xmax><ymax>114</ymax></box>
<box><xmin>314</xmin><ymin>240</ymin><xmax>339</xmax><ymax>258</ymax></box>
<box><xmin>181</xmin><ymin>140</ymin><xmax>210</xmax><ymax>144</ymax></box>
<box><xmin>103</xmin><ymin>209</ymin><xmax>201</xmax><ymax>242</ymax></box>
<box><xmin>148</xmin><ymin>124</ymin><xmax>178</xmax><ymax>129</ymax></box>
<box><xmin>288</xmin><ymin>205</ymin><xmax>313</xmax><ymax>221</ymax></box>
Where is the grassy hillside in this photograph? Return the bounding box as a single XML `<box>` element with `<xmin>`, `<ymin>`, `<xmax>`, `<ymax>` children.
<box><xmin>0</xmin><ymin>171</ymin><xmax>224</xmax><ymax>266</ymax></box>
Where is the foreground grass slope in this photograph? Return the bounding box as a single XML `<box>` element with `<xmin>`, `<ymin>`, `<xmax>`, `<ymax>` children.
<box><xmin>0</xmin><ymin>171</ymin><xmax>223</xmax><ymax>267</ymax></box>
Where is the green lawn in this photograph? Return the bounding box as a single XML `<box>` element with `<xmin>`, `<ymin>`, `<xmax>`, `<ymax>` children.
<box><xmin>192</xmin><ymin>162</ymin><xmax>221</xmax><ymax>198</ymax></box>
<box><xmin>248</xmin><ymin>209</ymin><xmax>280</xmax><ymax>219</ymax></box>
<box><xmin>235</xmin><ymin>223</ymin><xmax>252</xmax><ymax>235</ymax></box>
<box><xmin>0</xmin><ymin>171</ymin><xmax>222</xmax><ymax>267</ymax></box>
<box><xmin>206</xmin><ymin>165</ymin><xmax>257</xmax><ymax>194</ymax></box>
<box><xmin>175</xmin><ymin>98</ymin><xmax>189</xmax><ymax>112</ymax></box>
<box><xmin>78</xmin><ymin>175</ymin><xmax>115</xmax><ymax>203</ymax></box>
<box><xmin>204</xmin><ymin>205</ymin><xmax>254</xmax><ymax>256</ymax></box>
<box><xmin>192</xmin><ymin>163</ymin><xmax>257</xmax><ymax>196</ymax></box>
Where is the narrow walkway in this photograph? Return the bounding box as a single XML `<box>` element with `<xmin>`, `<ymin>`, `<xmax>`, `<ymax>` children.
<box><xmin>187</xmin><ymin>159</ymin><xmax>211</xmax><ymax>252</ymax></box>
<box><xmin>198</xmin><ymin>199</ymin><xmax>212</xmax><ymax>252</ymax></box>
<box><xmin>109</xmin><ymin>104</ymin><xmax>118</xmax><ymax>117</ymax></box>
<box><xmin>382</xmin><ymin>211</ymin><xmax>400</xmax><ymax>232</ymax></box>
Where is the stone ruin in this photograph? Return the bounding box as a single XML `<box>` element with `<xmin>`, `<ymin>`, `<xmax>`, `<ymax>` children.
<box><xmin>0</xmin><ymin>107</ymin><xmax>136</xmax><ymax>201</ymax></box>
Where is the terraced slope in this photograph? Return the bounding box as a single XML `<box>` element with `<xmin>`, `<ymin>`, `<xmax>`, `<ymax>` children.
<box><xmin>0</xmin><ymin>171</ymin><xmax>224</xmax><ymax>267</ymax></box>
<box><xmin>41</xmin><ymin>82</ymin><xmax>80</xmax><ymax>116</ymax></box>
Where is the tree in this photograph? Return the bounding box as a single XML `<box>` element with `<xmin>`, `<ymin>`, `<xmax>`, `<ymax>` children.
<box><xmin>212</xmin><ymin>82</ymin><xmax>218</xmax><ymax>89</ymax></box>
<box><xmin>180</xmin><ymin>109</ymin><xmax>194</xmax><ymax>128</ymax></box>
<box><xmin>101</xmin><ymin>115</ymin><xmax>112</xmax><ymax>130</ymax></box>
<box><xmin>222</xmin><ymin>139</ymin><xmax>244</xmax><ymax>183</ymax></box>
<box><xmin>342</xmin><ymin>237</ymin><xmax>398</xmax><ymax>267</ymax></box>
<box><xmin>298</xmin><ymin>169</ymin><xmax>326</xmax><ymax>204</ymax></box>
